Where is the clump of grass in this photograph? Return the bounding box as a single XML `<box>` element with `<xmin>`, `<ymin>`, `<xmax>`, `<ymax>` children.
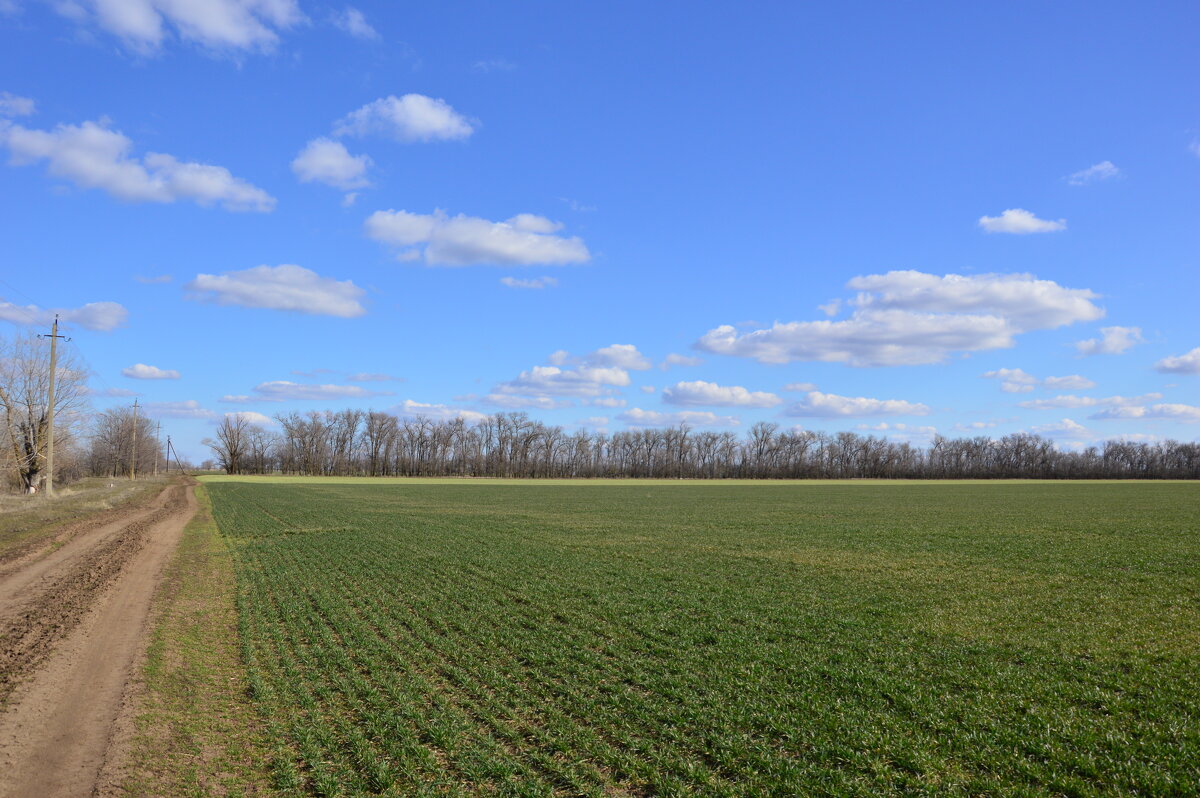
<box><xmin>118</xmin><ymin>486</ymin><xmax>272</xmax><ymax>796</ymax></box>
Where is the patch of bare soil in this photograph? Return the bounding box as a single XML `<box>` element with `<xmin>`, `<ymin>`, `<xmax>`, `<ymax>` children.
<box><xmin>0</xmin><ymin>478</ymin><xmax>197</xmax><ymax>798</ymax></box>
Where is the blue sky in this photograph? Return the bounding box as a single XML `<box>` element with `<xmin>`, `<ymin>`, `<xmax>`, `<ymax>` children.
<box><xmin>1</xmin><ymin>1</ymin><xmax>1197</xmax><ymax>461</ymax></box>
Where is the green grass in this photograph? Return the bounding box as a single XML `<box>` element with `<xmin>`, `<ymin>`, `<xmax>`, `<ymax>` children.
<box><xmin>206</xmin><ymin>480</ymin><xmax>1200</xmax><ymax>796</ymax></box>
<box><xmin>121</xmin><ymin>485</ymin><xmax>273</xmax><ymax>797</ymax></box>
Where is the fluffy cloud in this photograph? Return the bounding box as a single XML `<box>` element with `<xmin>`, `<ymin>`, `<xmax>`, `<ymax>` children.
<box><xmin>0</xmin><ymin>298</ymin><xmax>128</xmax><ymax>331</ymax></box>
<box><xmin>662</xmin><ymin>380</ymin><xmax>781</xmax><ymax>408</ymax></box>
<box><xmin>1067</xmin><ymin>161</ymin><xmax>1120</xmax><ymax>186</ymax></box>
<box><xmin>1074</xmin><ymin>326</ymin><xmax>1143</xmax><ymax>356</ymax></box>
<box><xmin>982</xmin><ymin>368</ymin><xmax>1038</xmax><ymax>393</ymax></box>
<box><xmin>291</xmin><ymin>137</ymin><xmax>371</xmax><ymax>190</ymax></box>
<box><xmin>331</xmin><ymin>7</ymin><xmax>378</xmax><ymax>39</ymax></box>
<box><xmin>492</xmin><ymin>365</ymin><xmax>629</xmax><ymax>399</ymax></box>
<box><xmin>334</xmin><ymin>94</ymin><xmax>474</xmax><ymax>142</ymax></box>
<box><xmin>659</xmin><ymin>353</ymin><xmax>703</xmax><ymax>370</ymax></box>
<box><xmin>785</xmin><ymin>391</ymin><xmax>930</xmax><ymax>418</ymax></box>
<box><xmin>1090</xmin><ymin>403</ymin><xmax>1200</xmax><ymax>422</ymax></box>
<box><xmin>1019</xmin><ymin>392</ymin><xmax>1161</xmax><ymax>410</ymax></box>
<box><xmin>1154</xmin><ymin>347</ymin><xmax>1200</xmax><ymax>375</ymax></box>
<box><xmin>251</xmin><ymin>381</ymin><xmax>381</xmax><ymax>401</ymax></box>
<box><xmin>488</xmin><ymin>344</ymin><xmax>649</xmax><ymax>407</ymax></box>
<box><xmin>54</xmin><ymin>0</ymin><xmax>303</xmax><ymax>52</ymax></box>
<box><xmin>226</xmin><ymin>410</ymin><xmax>276</xmax><ymax>426</ymax></box>
<box><xmin>1031</xmin><ymin>418</ymin><xmax>1090</xmax><ymax>438</ymax></box>
<box><xmin>500</xmin><ymin>276</ymin><xmax>558</xmax><ymax>289</ymax></box>
<box><xmin>186</xmin><ymin>265</ymin><xmax>366</xmax><ymax>318</ymax></box>
<box><xmin>394</xmin><ymin>400</ymin><xmax>488</xmax><ymax>423</ymax></box>
<box><xmin>697</xmin><ymin>271</ymin><xmax>1102</xmax><ymax>367</ymax></box>
<box><xmin>1043</xmin><ymin>375</ymin><xmax>1097</xmax><ymax>390</ymax></box>
<box><xmin>144</xmin><ymin>400</ymin><xmax>215</xmax><ymax>419</ymax></box>
<box><xmin>617</xmin><ymin>408</ymin><xmax>740</xmax><ymax>428</ymax></box>
<box><xmin>978</xmin><ymin>208</ymin><xmax>1066</xmax><ymax>234</ymax></box>
<box><xmin>346</xmin><ymin>372</ymin><xmax>402</xmax><ymax>382</ymax></box>
<box><xmin>955</xmin><ymin>421</ymin><xmax>998</xmax><ymax>431</ymax></box>
<box><xmin>0</xmin><ymin>92</ymin><xmax>34</xmax><ymax>117</ymax></box>
<box><xmin>782</xmin><ymin>382</ymin><xmax>818</xmax><ymax>392</ymax></box>
<box><xmin>1</xmin><ymin>119</ymin><xmax>274</xmax><ymax>211</ymax></box>
<box><xmin>365</xmin><ymin>209</ymin><xmax>589</xmax><ymax>266</ymax></box>
<box><xmin>983</xmin><ymin>368</ymin><xmax>1096</xmax><ymax>392</ymax></box>
<box><xmin>122</xmin><ymin>363</ymin><xmax>180</xmax><ymax>380</ymax></box>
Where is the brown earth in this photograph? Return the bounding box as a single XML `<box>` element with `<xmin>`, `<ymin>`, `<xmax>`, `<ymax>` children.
<box><xmin>0</xmin><ymin>478</ymin><xmax>197</xmax><ymax>797</ymax></box>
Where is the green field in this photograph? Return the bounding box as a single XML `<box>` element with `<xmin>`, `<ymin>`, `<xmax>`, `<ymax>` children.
<box><xmin>203</xmin><ymin>479</ymin><xmax>1199</xmax><ymax>796</ymax></box>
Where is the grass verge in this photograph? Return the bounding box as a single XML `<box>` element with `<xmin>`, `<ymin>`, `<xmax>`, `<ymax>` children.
<box><xmin>117</xmin><ymin>484</ymin><xmax>272</xmax><ymax>797</ymax></box>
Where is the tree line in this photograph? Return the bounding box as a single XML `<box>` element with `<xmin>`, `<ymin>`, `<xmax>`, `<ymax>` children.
<box><xmin>203</xmin><ymin>409</ymin><xmax>1200</xmax><ymax>480</ymax></box>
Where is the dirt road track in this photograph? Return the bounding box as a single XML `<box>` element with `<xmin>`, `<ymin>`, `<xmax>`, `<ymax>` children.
<box><xmin>0</xmin><ymin>479</ymin><xmax>197</xmax><ymax>797</ymax></box>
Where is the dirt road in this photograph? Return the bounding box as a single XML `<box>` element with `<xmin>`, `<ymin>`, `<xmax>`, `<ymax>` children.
<box><xmin>0</xmin><ymin>479</ymin><xmax>197</xmax><ymax>797</ymax></box>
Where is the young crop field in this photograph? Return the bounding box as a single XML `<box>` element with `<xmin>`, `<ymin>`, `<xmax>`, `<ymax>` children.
<box><xmin>204</xmin><ymin>479</ymin><xmax>1200</xmax><ymax>796</ymax></box>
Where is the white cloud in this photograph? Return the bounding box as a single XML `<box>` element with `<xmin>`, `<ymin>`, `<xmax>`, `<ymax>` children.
<box><xmin>331</xmin><ymin>7</ymin><xmax>377</xmax><ymax>39</ymax></box>
<box><xmin>291</xmin><ymin>137</ymin><xmax>371</xmax><ymax>190</ymax></box>
<box><xmin>617</xmin><ymin>408</ymin><xmax>740</xmax><ymax>428</ymax></box>
<box><xmin>394</xmin><ymin>400</ymin><xmax>488</xmax><ymax>423</ymax></box>
<box><xmin>482</xmin><ymin>394</ymin><xmax>571</xmax><ymax>410</ymax></box>
<box><xmin>587</xmin><ymin>344</ymin><xmax>651</xmax><ymax>370</ymax></box>
<box><xmin>334</xmin><ymin>94</ymin><xmax>474</xmax><ymax>142</ymax></box>
<box><xmin>640</xmin><ymin>385</ymin><xmax>655</xmax><ymax>394</ymax></box>
<box><xmin>0</xmin><ymin>92</ymin><xmax>34</xmax><ymax>117</ymax></box>
<box><xmin>978</xmin><ymin>208</ymin><xmax>1066</xmax><ymax>234</ymax></box>
<box><xmin>226</xmin><ymin>410</ymin><xmax>275</xmax><ymax>426</ymax></box>
<box><xmin>955</xmin><ymin>421</ymin><xmax>998</xmax><ymax>431</ymax></box>
<box><xmin>785</xmin><ymin>391</ymin><xmax>930</xmax><ymax>418</ymax></box>
<box><xmin>492</xmin><ymin>365</ymin><xmax>629</xmax><ymax>399</ymax></box>
<box><xmin>1154</xmin><ymin>347</ymin><xmax>1200</xmax><ymax>375</ymax></box>
<box><xmin>856</xmin><ymin>422</ymin><xmax>938</xmax><ymax>442</ymax></box>
<box><xmin>697</xmin><ymin>271</ymin><xmax>1102</xmax><ymax>367</ymax></box>
<box><xmin>472</xmin><ymin>58</ymin><xmax>516</xmax><ymax>73</ymax></box>
<box><xmin>659</xmin><ymin>353</ymin><xmax>703</xmax><ymax>370</ymax></box>
<box><xmin>85</xmin><ymin>386</ymin><xmax>140</xmax><ymax>398</ymax></box>
<box><xmin>252</xmin><ymin>381</ymin><xmax>379</xmax><ymax>401</ymax></box>
<box><xmin>1090</xmin><ymin>403</ymin><xmax>1200</xmax><ymax>422</ymax></box>
<box><xmin>982</xmin><ymin>369</ymin><xmax>1096</xmax><ymax>393</ymax></box>
<box><xmin>500</xmin><ymin>276</ymin><xmax>558</xmax><ymax>289</ymax></box>
<box><xmin>818</xmin><ymin>299</ymin><xmax>841</xmax><ymax>317</ymax></box>
<box><xmin>1031</xmin><ymin>418</ymin><xmax>1090</xmax><ymax>438</ymax></box>
<box><xmin>584</xmin><ymin>397</ymin><xmax>626</xmax><ymax>408</ymax></box>
<box><xmin>54</xmin><ymin>0</ymin><xmax>303</xmax><ymax>53</ymax></box>
<box><xmin>662</xmin><ymin>380</ymin><xmax>781</xmax><ymax>408</ymax></box>
<box><xmin>782</xmin><ymin>382</ymin><xmax>817</xmax><ymax>392</ymax></box>
<box><xmin>346</xmin><ymin>372</ymin><xmax>402</xmax><ymax>382</ymax></box>
<box><xmin>1</xmin><ymin>119</ymin><xmax>274</xmax><ymax>211</ymax></box>
<box><xmin>983</xmin><ymin>367</ymin><xmax>1038</xmax><ymax>393</ymax></box>
<box><xmin>366</xmin><ymin>209</ymin><xmax>589</xmax><ymax>266</ymax></box>
<box><xmin>1019</xmin><ymin>392</ymin><xmax>1162</xmax><ymax>410</ymax></box>
<box><xmin>185</xmin><ymin>265</ymin><xmax>366</xmax><ymax>318</ymax></box>
<box><xmin>576</xmin><ymin>416</ymin><xmax>609</xmax><ymax>428</ymax></box>
<box><xmin>1067</xmin><ymin>161</ymin><xmax>1120</xmax><ymax>186</ymax></box>
<box><xmin>144</xmin><ymin>400</ymin><xmax>214</xmax><ymax>419</ymax></box>
<box><xmin>0</xmin><ymin>298</ymin><xmax>128</xmax><ymax>331</ymax></box>
<box><xmin>1043</xmin><ymin>374</ymin><xmax>1096</xmax><ymax>390</ymax></box>
<box><xmin>1074</xmin><ymin>326</ymin><xmax>1143</xmax><ymax>356</ymax></box>
<box><xmin>122</xmin><ymin>363</ymin><xmax>179</xmax><ymax>380</ymax></box>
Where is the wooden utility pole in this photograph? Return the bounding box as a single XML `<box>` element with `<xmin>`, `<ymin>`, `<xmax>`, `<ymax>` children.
<box><xmin>130</xmin><ymin>399</ymin><xmax>139</xmax><ymax>480</ymax></box>
<box><xmin>40</xmin><ymin>315</ymin><xmax>70</xmax><ymax>497</ymax></box>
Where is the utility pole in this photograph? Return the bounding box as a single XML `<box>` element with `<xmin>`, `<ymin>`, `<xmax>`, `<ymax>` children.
<box><xmin>130</xmin><ymin>399</ymin><xmax>139</xmax><ymax>480</ymax></box>
<box><xmin>154</xmin><ymin>421</ymin><xmax>161</xmax><ymax>476</ymax></box>
<box><xmin>39</xmin><ymin>315</ymin><xmax>70</xmax><ymax>498</ymax></box>
<box><xmin>165</xmin><ymin>435</ymin><xmax>170</xmax><ymax>474</ymax></box>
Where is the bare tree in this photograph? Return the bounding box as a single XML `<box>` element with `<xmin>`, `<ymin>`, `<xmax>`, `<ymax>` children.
<box><xmin>0</xmin><ymin>331</ymin><xmax>88</xmax><ymax>493</ymax></box>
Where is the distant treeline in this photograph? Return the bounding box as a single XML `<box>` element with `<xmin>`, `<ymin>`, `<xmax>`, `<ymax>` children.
<box><xmin>201</xmin><ymin>410</ymin><xmax>1200</xmax><ymax>480</ymax></box>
